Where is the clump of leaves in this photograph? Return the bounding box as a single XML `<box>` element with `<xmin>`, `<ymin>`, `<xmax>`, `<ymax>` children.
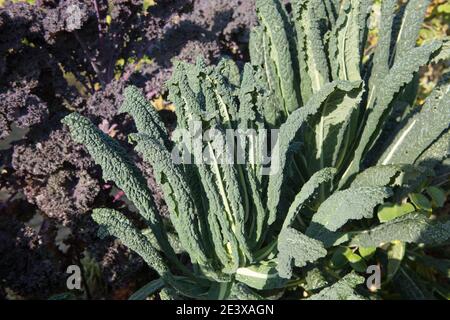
<box><xmin>63</xmin><ymin>0</ymin><xmax>449</xmax><ymax>300</ymax></box>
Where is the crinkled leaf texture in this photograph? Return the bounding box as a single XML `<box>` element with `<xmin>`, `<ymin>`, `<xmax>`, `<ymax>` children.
<box><xmin>307</xmin><ymin>272</ymin><xmax>366</xmax><ymax>300</ymax></box>
<box><xmin>277</xmin><ymin>227</ymin><xmax>327</xmax><ymax>279</ymax></box>
<box><xmin>351</xmin><ymin>213</ymin><xmax>450</xmax><ymax>247</ymax></box>
<box><xmin>306</xmin><ymin>186</ymin><xmax>393</xmax><ymax>246</ymax></box>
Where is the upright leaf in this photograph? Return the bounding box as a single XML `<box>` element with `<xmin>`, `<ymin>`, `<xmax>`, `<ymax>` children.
<box><xmin>267</xmin><ymin>81</ymin><xmax>358</xmax><ymax>225</ymax></box>
<box><xmin>130</xmin><ymin>134</ymin><xmax>215</xmax><ymax>272</ymax></box>
<box><xmin>328</xmin><ymin>0</ymin><xmax>362</xmax><ymax>81</ymax></box>
<box><xmin>293</xmin><ymin>0</ymin><xmax>330</xmax><ymax>93</ymax></box>
<box><xmin>62</xmin><ymin>113</ymin><xmax>182</xmax><ymax>271</ymax></box>
<box><xmin>391</xmin><ymin>0</ymin><xmax>430</xmax><ymax>63</ymax></box>
<box><xmin>380</xmin><ymin>77</ymin><xmax>450</xmax><ymax>165</ymax></box>
<box><xmin>282</xmin><ymin>167</ymin><xmax>336</xmax><ymax>229</ymax></box>
<box><xmin>255</xmin><ymin>0</ymin><xmax>299</xmax><ymax>114</ymax></box>
<box><xmin>343</xmin><ymin>40</ymin><xmax>442</xmax><ymax>184</ymax></box>
<box><xmin>291</xmin><ymin>0</ymin><xmax>313</xmax><ymax>104</ymax></box>
<box><xmin>306</xmin><ymin>80</ymin><xmax>363</xmax><ymax>171</ymax></box>
<box><xmin>368</xmin><ymin>0</ymin><xmax>396</xmax><ymax>91</ymax></box>
<box><xmin>119</xmin><ymin>86</ymin><xmax>168</xmax><ymax>146</ymax></box>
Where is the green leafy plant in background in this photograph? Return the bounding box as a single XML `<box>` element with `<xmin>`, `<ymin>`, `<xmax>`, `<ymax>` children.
<box><xmin>419</xmin><ymin>0</ymin><xmax>450</xmax><ymax>46</ymax></box>
<box><xmin>63</xmin><ymin>0</ymin><xmax>450</xmax><ymax>300</ymax></box>
<box><xmin>417</xmin><ymin>0</ymin><xmax>450</xmax><ymax>104</ymax></box>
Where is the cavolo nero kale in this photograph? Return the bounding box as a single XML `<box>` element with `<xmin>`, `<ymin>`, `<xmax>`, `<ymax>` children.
<box><xmin>63</xmin><ymin>0</ymin><xmax>450</xmax><ymax>300</ymax></box>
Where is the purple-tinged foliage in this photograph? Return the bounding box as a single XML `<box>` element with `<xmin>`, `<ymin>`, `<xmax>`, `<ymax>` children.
<box><xmin>0</xmin><ymin>0</ymin><xmax>257</xmax><ymax>298</ymax></box>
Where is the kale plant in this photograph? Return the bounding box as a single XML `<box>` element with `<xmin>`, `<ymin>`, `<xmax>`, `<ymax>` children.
<box><xmin>63</xmin><ymin>0</ymin><xmax>450</xmax><ymax>300</ymax></box>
